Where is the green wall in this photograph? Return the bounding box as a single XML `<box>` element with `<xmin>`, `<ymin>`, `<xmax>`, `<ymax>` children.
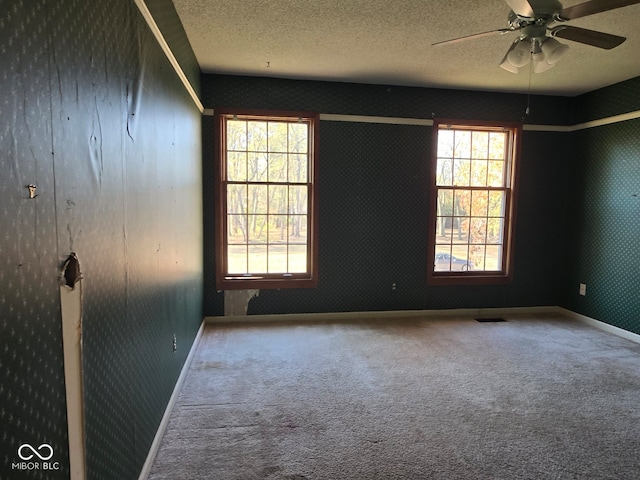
<box><xmin>562</xmin><ymin>78</ymin><xmax>640</xmax><ymax>334</ymax></box>
<box><xmin>0</xmin><ymin>0</ymin><xmax>203</xmax><ymax>478</ymax></box>
<box><xmin>203</xmin><ymin>74</ymin><xmax>639</xmax><ymax>331</ymax></box>
<box><xmin>202</xmin><ymin>75</ymin><xmax>572</xmax><ymax>316</ymax></box>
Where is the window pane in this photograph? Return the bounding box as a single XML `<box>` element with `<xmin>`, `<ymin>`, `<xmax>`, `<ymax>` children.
<box><xmin>289</xmin><ymin>186</ymin><xmax>307</xmax><ymax>214</ymax></box>
<box><xmin>227</xmin><ymin>245</ymin><xmax>247</xmax><ymax>274</ymax></box>
<box><xmin>469</xmin><ymin>218</ymin><xmax>487</xmax><ymax>244</ymax></box>
<box><xmin>248</xmin><ymin>184</ymin><xmax>268</xmax><ymax>214</ymax></box>
<box><xmin>471</xmin><ymin>190</ymin><xmax>488</xmax><ymax>217</ymax></box>
<box><xmin>437</xmin><ymin>189</ymin><xmax>454</xmax><ymax>217</ymax></box>
<box><xmin>268</xmin><ymin>153</ymin><xmax>286</xmax><ymax>181</ymax></box>
<box><xmin>268</xmin><ymin>215</ymin><xmax>287</xmax><ymax>243</ymax></box>
<box><xmin>289</xmin><ymin>154</ymin><xmax>308</xmax><ymax>182</ymax></box>
<box><xmin>227</xmin><ymin>185</ymin><xmax>247</xmax><ymax>214</ymax></box>
<box><xmin>485</xmin><ymin>245</ymin><xmax>502</xmax><ymax>270</ymax></box>
<box><xmin>435</xmin><ymin>246</ymin><xmax>473</xmax><ymax>271</ymax></box>
<box><xmin>227</xmin><ymin>215</ymin><xmax>247</xmax><ymax>244</ymax></box>
<box><xmin>268</xmin><ymin>185</ymin><xmax>287</xmax><ymax>214</ymax></box>
<box><xmin>470</xmin><ymin>160</ymin><xmax>488</xmax><ymax>187</ymax></box>
<box><xmin>488</xmin><ymin>160</ymin><xmax>505</xmax><ymax>187</ymax></box>
<box><xmin>487</xmin><ymin>217</ymin><xmax>504</xmax><ymax>244</ymax></box>
<box><xmin>436</xmin><ymin>158</ymin><xmax>453</xmax><ymax>186</ymax></box>
<box><xmin>489</xmin><ymin>132</ymin><xmax>506</xmax><ymax>159</ymax></box>
<box><xmin>454</xmin><ymin>189</ymin><xmax>470</xmax><ymax>216</ymax></box>
<box><xmin>288</xmin><ymin>244</ymin><xmax>308</xmax><ymax>273</ymax></box>
<box><xmin>227</xmin><ymin>152</ymin><xmax>247</xmax><ymax>181</ymax></box>
<box><xmin>454</xmin><ymin>131</ymin><xmax>471</xmax><ymax>158</ymax></box>
<box><xmin>451</xmin><ymin>246</ymin><xmax>472</xmax><ymax>270</ymax></box>
<box><xmin>289</xmin><ymin>215</ymin><xmax>307</xmax><ymax>242</ymax></box>
<box><xmin>470</xmin><ymin>245</ymin><xmax>486</xmax><ymax>269</ymax></box>
<box><xmin>247</xmin><ymin>121</ymin><xmax>267</xmax><ymax>151</ymax></box>
<box><xmin>289</xmin><ymin>123</ymin><xmax>308</xmax><ymax>153</ymax></box>
<box><xmin>435</xmin><ymin>216</ymin><xmax>452</xmax><ymax>244</ymax></box>
<box><xmin>248</xmin><ymin>245</ymin><xmax>267</xmax><ymax>273</ymax></box>
<box><xmin>434</xmin><ymin>247</ymin><xmax>451</xmax><ymax>271</ymax></box>
<box><xmin>227</xmin><ymin>120</ymin><xmax>247</xmax><ymax>151</ymax></box>
<box><xmin>471</xmin><ymin>131</ymin><xmax>489</xmax><ymax>159</ymax></box>
<box><xmin>247</xmin><ymin>215</ymin><xmax>267</xmax><ymax>243</ymax></box>
<box><xmin>453</xmin><ymin>159</ymin><xmax>471</xmax><ymax>186</ymax></box>
<box><xmin>267</xmin><ymin>244</ymin><xmax>288</xmax><ymax>273</ymax></box>
<box><xmin>452</xmin><ymin>217</ymin><xmax>470</xmax><ymax>244</ymax></box>
<box><xmin>248</xmin><ymin>153</ymin><xmax>267</xmax><ymax>181</ymax></box>
<box><xmin>488</xmin><ymin>191</ymin><xmax>506</xmax><ymax>217</ymax></box>
<box><xmin>437</xmin><ymin>129</ymin><xmax>454</xmax><ymax>158</ymax></box>
<box><xmin>268</xmin><ymin>122</ymin><xmax>288</xmax><ymax>152</ymax></box>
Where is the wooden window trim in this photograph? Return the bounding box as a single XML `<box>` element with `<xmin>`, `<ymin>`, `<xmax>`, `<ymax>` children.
<box><xmin>214</xmin><ymin>108</ymin><xmax>320</xmax><ymax>290</ymax></box>
<box><xmin>427</xmin><ymin>119</ymin><xmax>521</xmax><ymax>286</ymax></box>
<box><xmin>214</xmin><ymin>108</ymin><xmax>319</xmax><ymax>290</ymax></box>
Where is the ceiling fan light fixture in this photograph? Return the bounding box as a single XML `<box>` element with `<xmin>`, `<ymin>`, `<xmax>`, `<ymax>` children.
<box><xmin>541</xmin><ymin>37</ymin><xmax>569</xmax><ymax>64</ymax></box>
<box><xmin>500</xmin><ymin>57</ymin><xmax>520</xmax><ymax>73</ymax></box>
<box><xmin>507</xmin><ymin>39</ymin><xmax>532</xmax><ymax>67</ymax></box>
<box><xmin>532</xmin><ymin>51</ymin><xmax>556</xmax><ymax>73</ymax></box>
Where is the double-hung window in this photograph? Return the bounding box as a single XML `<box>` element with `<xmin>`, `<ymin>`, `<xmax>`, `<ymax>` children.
<box><xmin>427</xmin><ymin>120</ymin><xmax>521</xmax><ymax>285</ymax></box>
<box><xmin>214</xmin><ymin>109</ymin><xmax>319</xmax><ymax>290</ymax></box>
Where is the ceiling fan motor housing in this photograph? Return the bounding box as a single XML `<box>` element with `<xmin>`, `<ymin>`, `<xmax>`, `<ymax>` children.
<box><xmin>522</xmin><ymin>0</ymin><xmax>563</xmax><ymax>18</ymax></box>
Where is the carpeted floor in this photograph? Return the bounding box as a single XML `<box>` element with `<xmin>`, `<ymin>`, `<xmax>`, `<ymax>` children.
<box><xmin>147</xmin><ymin>313</ymin><xmax>640</xmax><ymax>479</ymax></box>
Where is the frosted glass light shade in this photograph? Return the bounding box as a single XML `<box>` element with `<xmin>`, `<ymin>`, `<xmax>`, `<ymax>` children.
<box><xmin>541</xmin><ymin>38</ymin><xmax>569</xmax><ymax>64</ymax></box>
<box><xmin>532</xmin><ymin>52</ymin><xmax>555</xmax><ymax>73</ymax></box>
<box><xmin>507</xmin><ymin>40</ymin><xmax>531</xmax><ymax>68</ymax></box>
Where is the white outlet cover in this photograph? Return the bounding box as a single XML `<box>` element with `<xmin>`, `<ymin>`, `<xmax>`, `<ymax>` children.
<box><xmin>579</xmin><ymin>283</ymin><xmax>587</xmax><ymax>296</ymax></box>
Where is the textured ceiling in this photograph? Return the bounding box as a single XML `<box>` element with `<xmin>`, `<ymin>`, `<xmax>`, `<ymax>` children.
<box><xmin>172</xmin><ymin>0</ymin><xmax>640</xmax><ymax>96</ymax></box>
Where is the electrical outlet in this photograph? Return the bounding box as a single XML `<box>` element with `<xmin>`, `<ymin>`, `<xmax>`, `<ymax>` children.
<box><xmin>172</xmin><ymin>334</ymin><xmax>177</xmax><ymax>353</ymax></box>
<box><xmin>391</xmin><ymin>282</ymin><xmax>397</xmax><ymax>291</ymax></box>
<box><xmin>579</xmin><ymin>283</ymin><xmax>586</xmax><ymax>296</ymax></box>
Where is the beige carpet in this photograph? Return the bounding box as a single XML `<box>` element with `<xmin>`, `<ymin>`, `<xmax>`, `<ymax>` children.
<box><xmin>148</xmin><ymin>313</ymin><xmax>640</xmax><ymax>479</ymax></box>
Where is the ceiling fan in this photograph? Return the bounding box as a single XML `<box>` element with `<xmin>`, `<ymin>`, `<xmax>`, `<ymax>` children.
<box><xmin>433</xmin><ymin>0</ymin><xmax>640</xmax><ymax>73</ymax></box>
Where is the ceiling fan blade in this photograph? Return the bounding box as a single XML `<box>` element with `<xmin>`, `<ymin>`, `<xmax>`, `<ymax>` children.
<box><xmin>551</xmin><ymin>26</ymin><xmax>626</xmax><ymax>49</ymax></box>
<box><xmin>557</xmin><ymin>0</ymin><xmax>640</xmax><ymax>20</ymax></box>
<box><xmin>504</xmin><ymin>0</ymin><xmax>535</xmax><ymax>17</ymax></box>
<box><xmin>432</xmin><ymin>29</ymin><xmax>514</xmax><ymax>47</ymax></box>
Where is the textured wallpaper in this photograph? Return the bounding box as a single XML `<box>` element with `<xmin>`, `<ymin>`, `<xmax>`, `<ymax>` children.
<box><xmin>201</xmin><ymin>75</ymin><xmax>573</xmax><ymax>316</ymax></box>
<box><xmin>562</xmin><ymin>118</ymin><xmax>640</xmax><ymax>335</ymax></box>
<box><xmin>202</xmin><ymin>74</ymin><xmax>574</xmax><ymax>125</ymax></box>
<box><xmin>573</xmin><ymin>76</ymin><xmax>640</xmax><ymax>124</ymax></box>
<box><xmin>1</xmin><ymin>0</ymin><xmax>70</xmax><ymax>478</ymax></box>
<box><xmin>1</xmin><ymin>0</ymin><xmax>203</xmax><ymax>478</ymax></box>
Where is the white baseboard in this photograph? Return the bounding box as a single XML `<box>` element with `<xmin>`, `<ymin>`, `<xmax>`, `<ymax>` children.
<box><xmin>205</xmin><ymin>305</ymin><xmax>557</xmax><ymax>325</ymax></box>
<box><xmin>138</xmin><ymin>319</ymin><xmax>206</xmax><ymax>480</ymax></box>
<box><xmin>555</xmin><ymin>307</ymin><xmax>640</xmax><ymax>345</ymax></box>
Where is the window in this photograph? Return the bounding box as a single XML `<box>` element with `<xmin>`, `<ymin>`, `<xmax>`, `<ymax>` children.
<box><xmin>214</xmin><ymin>109</ymin><xmax>319</xmax><ymax>290</ymax></box>
<box><xmin>427</xmin><ymin>120</ymin><xmax>521</xmax><ymax>285</ymax></box>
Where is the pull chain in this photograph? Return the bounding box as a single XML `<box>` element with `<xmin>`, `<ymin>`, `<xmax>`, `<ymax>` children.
<box><xmin>525</xmin><ymin>51</ymin><xmax>533</xmax><ymax>116</ymax></box>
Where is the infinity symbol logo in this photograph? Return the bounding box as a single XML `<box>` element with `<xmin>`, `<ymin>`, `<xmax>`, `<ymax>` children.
<box><xmin>18</xmin><ymin>444</ymin><xmax>54</xmax><ymax>461</ymax></box>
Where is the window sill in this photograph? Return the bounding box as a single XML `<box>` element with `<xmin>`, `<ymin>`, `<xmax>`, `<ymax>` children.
<box><xmin>217</xmin><ymin>276</ymin><xmax>318</xmax><ymax>290</ymax></box>
<box><xmin>427</xmin><ymin>272</ymin><xmax>513</xmax><ymax>286</ymax></box>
